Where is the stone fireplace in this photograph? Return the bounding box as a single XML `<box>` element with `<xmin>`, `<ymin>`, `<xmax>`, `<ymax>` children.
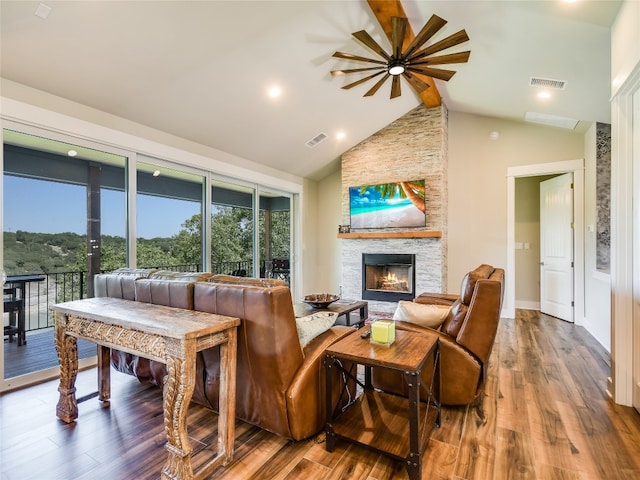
<box><xmin>340</xmin><ymin>104</ymin><xmax>448</xmax><ymax>314</ymax></box>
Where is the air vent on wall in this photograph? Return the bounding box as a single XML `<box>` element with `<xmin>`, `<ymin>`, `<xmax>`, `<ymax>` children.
<box><xmin>529</xmin><ymin>76</ymin><xmax>566</xmax><ymax>89</ymax></box>
<box><xmin>305</xmin><ymin>132</ymin><xmax>327</xmax><ymax>148</ymax></box>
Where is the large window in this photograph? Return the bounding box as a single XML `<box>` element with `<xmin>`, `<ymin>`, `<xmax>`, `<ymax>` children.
<box><xmin>2</xmin><ymin>128</ymin><xmax>297</xmax><ymax>390</ymax></box>
<box><xmin>211</xmin><ymin>180</ymin><xmax>255</xmax><ymax>276</ymax></box>
<box><xmin>2</xmin><ymin>129</ymin><xmax>127</xmax><ymax>381</ymax></box>
<box><xmin>136</xmin><ymin>160</ymin><xmax>204</xmax><ymax>270</ymax></box>
<box><xmin>259</xmin><ymin>191</ymin><xmax>291</xmax><ymax>283</ymax></box>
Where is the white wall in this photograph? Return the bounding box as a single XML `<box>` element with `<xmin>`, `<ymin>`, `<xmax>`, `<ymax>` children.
<box><xmin>314</xmin><ymin>170</ymin><xmax>342</xmax><ymax>295</ymax></box>
<box><xmin>611</xmin><ymin>1</ymin><xmax>640</xmax><ymax>97</ymax></box>
<box><xmin>447</xmin><ymin>112</ymin><xmax>585</xmax><ymax>292</ymax></box>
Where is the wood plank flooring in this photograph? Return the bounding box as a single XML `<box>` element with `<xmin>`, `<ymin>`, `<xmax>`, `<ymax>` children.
<box><xmin>2</xmin><ymin>310</ymin><xmax>640</xmax><ymax>480</ymax></box>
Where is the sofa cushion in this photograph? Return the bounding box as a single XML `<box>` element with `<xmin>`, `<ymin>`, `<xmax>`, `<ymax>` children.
<box><xmin>209</xmin><ymin>274</ymin><xmax>287</xmax><ymax>287</ymax></box>
<box><xmin>148</xmin><ymin>270</ymin><xmax>213</xmax><ymax>282</ymax></box>
<box><xmin>295</xmin><ymin>311</ymin><xmax>338</xmax><ymax>348</ymax></box>
<box><xmin>392</xmin><ymin>300</ymin><xmax>450</xmax><ymax>329</ymax></box>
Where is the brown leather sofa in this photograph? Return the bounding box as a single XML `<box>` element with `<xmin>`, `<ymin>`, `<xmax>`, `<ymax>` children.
<box><xmin>372</xmin><ymin>264</ymin><xmax>504</xmax><ymax>415</ymax></box>
<box><xmin>93</xmin><ymin>270</ymin><xmax>356</xmax><ymax>441</ymax></box>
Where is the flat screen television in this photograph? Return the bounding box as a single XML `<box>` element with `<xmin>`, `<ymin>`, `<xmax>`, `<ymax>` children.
<box><xmin>349</xmin><ymin>179</ymin><xmax>426</xmax><ymax>229</ymax></box>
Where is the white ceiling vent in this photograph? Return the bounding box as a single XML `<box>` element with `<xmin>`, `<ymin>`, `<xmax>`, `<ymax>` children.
<box><xmin>529</xmin><ymin>76</ymin><xmax>566</xmax><ymax>90</ymax></box>
<box><xmin>305</xmin><ymin>132</ymin><xmax>327</xmax><ymax>148</ymax></box>
<box><xmin>525</xmin><ymin>111</ymin><xmax>578</xmax><ymax>130</ymax></box>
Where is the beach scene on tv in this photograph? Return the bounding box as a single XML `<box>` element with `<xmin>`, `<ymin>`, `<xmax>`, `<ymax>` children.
<box><xmin>349</xmin><ymin>180</ymin><xmax>426</xmax><ymax>229</ymax></box>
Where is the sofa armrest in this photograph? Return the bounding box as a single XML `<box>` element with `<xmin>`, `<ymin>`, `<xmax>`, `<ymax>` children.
<box><xmin>285</xmin><ymin>325</ymin><xmax>356</xmax><ymax>440</ymax></box>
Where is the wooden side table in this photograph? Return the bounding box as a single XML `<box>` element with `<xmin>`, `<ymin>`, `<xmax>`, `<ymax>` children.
<box><xmin>294</xmin><ymin>299</ymin><xmax>368</xmax><ymax>328</ymax></box>
<box><xmin>324</xmin><ymin>327</ymin><xmax>440</xmax><ymax>480</ymax></box>
<box><xmin>53</xmin><ymin>297</ymin><xmax>240</xmax><ymax>480</ymax></box>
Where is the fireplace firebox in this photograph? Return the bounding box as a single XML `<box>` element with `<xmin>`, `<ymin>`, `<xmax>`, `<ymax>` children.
<box><xmin>362</xmin><ymin>253</ymin><xmax>416</xmax><ymax>302</ymax></box>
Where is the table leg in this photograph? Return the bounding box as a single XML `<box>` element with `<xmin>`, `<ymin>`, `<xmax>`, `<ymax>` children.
<box><xmin>161</xmin><ymin>339</ymin><xmax>196</xmax><ymax>480</ymax></box>
<box><xmin>217</xmin><ymin>329</ymin><xmax>237</xmax><ymax>465</ymax></box>
<box><xmin>360</xmin><ymin>303</ymin><xmax>368</xmax><ymax>322</ymax></box>
<box><xmin>54</xmin><ymin>314</ymin><xmax>79</xmax><ymax>423</ymax></box>
<box><xmin>324</xmin><ymin>355</ymin><xmax>336</xmax><ymax>452</ymax></box>
<box><xmin>97</xmin><ymin>345</ymin><xmax>111</xmax><ymax>402</ymax></box>
<box><xmin>406</xmin><ymin>371</ymin><xmax>422</xmax><ymax>480</ymax></box>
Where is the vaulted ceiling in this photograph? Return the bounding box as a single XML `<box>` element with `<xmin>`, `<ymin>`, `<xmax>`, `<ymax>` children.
<box><xmin>0</xmin><ymin>1</ymin><xmax>620</xmax><ymax>180</ymax></box>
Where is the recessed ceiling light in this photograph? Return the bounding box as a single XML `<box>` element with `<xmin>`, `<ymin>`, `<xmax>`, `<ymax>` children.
<box><xmin>67</xmin><ymin>150</ymin><xmax>77</xmax><ymax>157</ymax></box>
<box><xmin>336</xmin><ymin>131</ymin><xmax>346</xmax><ymax>140</ymax></box>
<box><xmin>34</xmin><ymin>3</ymin><xmax>52</xmax><ymax>19</ymax></box>
<box><xmin>268</xmin><ymin>86</ymin><xmax>281</xmax><ymax>98</ymax></box>
<box><xmin>153</xmin><ymin>170</ymin><xmax>161</xmax><ymax>177</ymax></box>
<box><xmin>537</xmin><ymin>91</ymin><xmax>551</xmax><ymax>99</ymax></box>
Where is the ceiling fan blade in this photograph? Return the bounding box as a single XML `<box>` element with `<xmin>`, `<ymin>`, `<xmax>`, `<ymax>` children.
<box><xmin>408</xmin><ymin>30</ymin><xmax>470</xmax><ymax>61</ymax></box>
<box><xmin>402</xmin><ymin>14</ymin><xmax>447</xmax><ymax>59</ymax></box>
<box><xmin>352</xmin><ymin>30</ymin><xmax>392</xmax><ymax>61</ymax></box>
<box><xmin>364</xmin><ymin>73</ymin><xmax>391</xmax><ymax>97</ymax></box>
<box><xmin>402</xmin><ymin>71</ymin><xmax>431</xmax><ymax>93</ymax></box>
<box><xmin>333</xmin><ymin>51</ymin><xmax>387</xmax><ymax>65</ymax></box>
<box><xmin>331</xmin><ymin>66</ymin><xmax>387</xmax><ymax>76</ymax></box>
<box><xmin>407</xmin><ymin>66</ymin><xmax>457</xmax><ymax>81</ymax></box>
<box><xmin>411</xmin><ymin>51</ymin><xmax>470</xmax><ymax>66</ymax></box>
<box><xmin>391</xmin><ymin>16</ymin><xmax>407</xmax><ymax>58</ymax></box>
<box><xmin>390</xmin><ymin>75</ymin><xmax>402</xmax><ymax>99</ymax></box>
<box><xmin>342</xmin><ymin>70</ymin><xmax>387</xmax><ymax>90</ymax></box>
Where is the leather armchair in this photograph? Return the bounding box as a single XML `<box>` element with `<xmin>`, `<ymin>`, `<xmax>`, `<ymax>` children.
<box><xmin>372</xmin><ymin>264</ymin><xmax>504</xmax><ymax>415</ymax></box>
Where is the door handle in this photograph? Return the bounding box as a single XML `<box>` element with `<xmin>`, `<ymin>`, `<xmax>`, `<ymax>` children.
<box><xmin>540</xmin><ymin>262</ymin><xmax>544</xmax><ymax>266</ymax></box>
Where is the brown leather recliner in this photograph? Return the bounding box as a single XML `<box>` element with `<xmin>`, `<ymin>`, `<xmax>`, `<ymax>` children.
<box><xmin>372</xmin><ymin>264</ymin><xmax>504</xmax><ymax>414</ymax></box>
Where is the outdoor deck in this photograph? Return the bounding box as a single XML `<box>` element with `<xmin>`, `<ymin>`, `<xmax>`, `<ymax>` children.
<box><xmin>4</xmin><ymin>330</ymin><xmax>97</xmax><ymax>379</ymax></box>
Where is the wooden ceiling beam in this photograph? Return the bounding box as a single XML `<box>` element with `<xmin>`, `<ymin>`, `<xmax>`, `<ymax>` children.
<box><xmin>367</xmin><ymin>0</ymin><xmax>441</xmax><ymax>107</ymax></box>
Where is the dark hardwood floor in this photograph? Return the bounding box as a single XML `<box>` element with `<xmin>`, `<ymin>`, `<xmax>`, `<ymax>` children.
<box><xmin>2</xmin><ymin>310</ymin><xmax>640</xmax><ymax>480</ymax></box>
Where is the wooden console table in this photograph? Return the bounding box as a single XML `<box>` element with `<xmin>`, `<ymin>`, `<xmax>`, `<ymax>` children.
<box><xmin>324</xmin><ymin>328</ymin><xmax>440</xmax><ymax>480</ymax></box>
<box><xmin>52</xmin><ymin>297</ymin><xmax>240</xmax><ymax>480</ymax></box>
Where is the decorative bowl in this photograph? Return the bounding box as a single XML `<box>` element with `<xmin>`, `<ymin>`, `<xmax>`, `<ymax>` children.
<box><xmin>303</xmin><ymin>293</ymin><xmax>340</xmax><ymax>309</ymax></box>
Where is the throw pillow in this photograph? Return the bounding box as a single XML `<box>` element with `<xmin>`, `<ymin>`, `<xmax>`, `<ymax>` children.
<box><xmin>392</xmin><ymin>300</ymin><xmax>450</xmax><ymax>329</ymax></box>
<box><xmin>295</xmin><ymin>311</ymin><xmax>338</xmax><ymax>348</ymax></box>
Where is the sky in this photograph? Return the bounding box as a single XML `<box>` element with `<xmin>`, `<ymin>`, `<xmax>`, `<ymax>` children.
<box><xmin>2</xmin><ymin>176</ymin><xmax>199</xmax><ymax>238</ymax></box>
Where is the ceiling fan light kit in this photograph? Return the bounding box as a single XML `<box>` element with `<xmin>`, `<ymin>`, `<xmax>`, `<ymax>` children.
<box><xmin>331</xmin><ymin>15</ymin><xmax>470</xmax><ymax>99</ymax></box>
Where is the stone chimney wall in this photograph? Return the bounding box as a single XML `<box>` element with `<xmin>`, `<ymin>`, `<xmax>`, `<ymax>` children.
<box><xmin>340</xmin><ymin>104</ymin><xmax>448</xmax><ymax>313</ymax></box>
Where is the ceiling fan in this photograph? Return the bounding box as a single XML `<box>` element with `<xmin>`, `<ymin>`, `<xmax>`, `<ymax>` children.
<box><xmin>331</xmin><ymin>15</ymin><xmax>470</xmax><ymax>99</ymax></box>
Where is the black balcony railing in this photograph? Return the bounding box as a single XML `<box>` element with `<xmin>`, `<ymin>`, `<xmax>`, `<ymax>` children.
<box><xmin>7</xmin><ymin>260</ymin><xmax>289</xmax><ymax>335</ymax></box>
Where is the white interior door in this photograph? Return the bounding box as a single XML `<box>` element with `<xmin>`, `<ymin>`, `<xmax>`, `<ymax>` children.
<box><xmin>540</xmin><ymin>173</ymin><xmax>574</xmax><ymax>322</ymax></box>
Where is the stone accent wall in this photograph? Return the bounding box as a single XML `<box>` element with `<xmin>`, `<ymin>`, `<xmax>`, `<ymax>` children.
<box><xmin>340</xmin><ymin>104</ymin><xmax>448</xmax><ymax>313</ymax></box>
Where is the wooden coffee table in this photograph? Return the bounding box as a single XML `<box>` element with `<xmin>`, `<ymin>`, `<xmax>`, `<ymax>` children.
<box><xmin>294</xmin><ymin>299</ymin><xmax>368</xmax><ymax>328</ymax></box>
<box><xmin>324</xmin><ymin>327</ymin><xmax>440</xmax><ymax>480</ymax></box>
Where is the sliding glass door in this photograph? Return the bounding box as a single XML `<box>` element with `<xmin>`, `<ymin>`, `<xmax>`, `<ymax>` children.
<box><xmin>2</xmin><ymin>126</ymin><xmax>298</xmax><ymax>391</ymax></box>
<box><xmin>2</xmin><ymin>129</ymin><xmax>127</xmax><ymax>385</ymax></box>
<box><xmin>210</xmin><ymin>179</ymin><xmax>255</xmax><ymax>276</ymax></box>
<box><xmin>136</xmin><ymin>159</ymin><xmax>205</xmax><ymax>271</ymax></box>
<box><xmin>259</xmin><ymin>190</ymin><xmax>291</xmax><ymax>284</ymax></box>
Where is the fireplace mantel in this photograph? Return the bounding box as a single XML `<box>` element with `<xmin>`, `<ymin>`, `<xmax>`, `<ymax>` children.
<box><xmin>337</xmin><ymin>231</ymin><xmax>442</xmax><ymax>239</ymax></box>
